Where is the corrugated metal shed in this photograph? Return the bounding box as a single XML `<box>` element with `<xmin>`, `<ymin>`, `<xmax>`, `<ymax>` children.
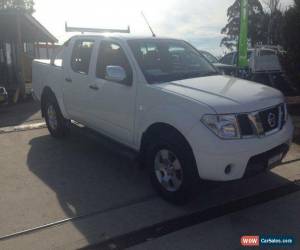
<box><xmin>0</xmin><ymin>9</ymin><xmax>57</xmax><ymax>102</ymax></box>
<box><xmin>0</xmin><ymin>9</ymin><xmax>57</xmax><ymax>43</ymax></box>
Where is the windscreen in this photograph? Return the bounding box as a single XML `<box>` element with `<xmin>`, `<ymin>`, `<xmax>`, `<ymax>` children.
<box><xmin>128</xmin><ymin>39</ymin><xmax>217</xmax><ymax>84</ymax></box>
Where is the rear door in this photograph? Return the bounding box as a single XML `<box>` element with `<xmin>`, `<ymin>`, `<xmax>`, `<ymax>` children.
<box><xmin>63</xmin><ymin>39</ymin><xmax>95</xmax><ymax>123</ymax></box>
<box><xmin>87</xmin><ymin>39</ymin><xmax>136</xmax><ymax>146</ymax></box>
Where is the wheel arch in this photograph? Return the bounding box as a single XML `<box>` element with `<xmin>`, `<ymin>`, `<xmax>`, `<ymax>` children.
<box><xmin>41</xmin><ymin>86</ymin><xmax>69</xmax><ymax>119</ymax></box>
<box><xmin>140</xmin><ymin>122</ymin><xmax>196</xmax><ymax>165</ymax></box>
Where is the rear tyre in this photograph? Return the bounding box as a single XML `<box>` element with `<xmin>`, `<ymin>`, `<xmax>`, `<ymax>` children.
<box><xmin>145</xmin><ymin>131</ymin><xmax>200</xmax><ymax>205</ymax></box>
<box><xmin>44</xmin><ymin>95</ymin><xmax>70</xmax><ymax>138</ymax></box>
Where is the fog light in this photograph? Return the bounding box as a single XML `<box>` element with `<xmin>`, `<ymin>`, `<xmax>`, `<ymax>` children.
<box><xmin>225</xmin><ymin>165</ymin><xmax>232</xmax><ymax>175</ymax></box>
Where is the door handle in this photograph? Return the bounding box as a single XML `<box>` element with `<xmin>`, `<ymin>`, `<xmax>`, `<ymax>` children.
<box><xmin>89</xmin><ymin>84</ymin><xmax>99</xmax><ymax>90</ymax></box>
<box><xmin>65</xmin><ymin>77</ymin><xmax>72</xmax><ymax>83</ymax></box>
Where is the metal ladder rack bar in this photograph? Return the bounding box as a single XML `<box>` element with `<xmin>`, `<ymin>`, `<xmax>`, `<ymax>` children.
<box><xmin>65</xmin><ymin>22</ymin><xmax>130</xmax><ymax>34</ymax></box>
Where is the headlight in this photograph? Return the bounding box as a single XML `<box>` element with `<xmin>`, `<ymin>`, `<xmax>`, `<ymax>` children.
<box><xmin>201</xmin><ymin>114</ymin><xmax>240</xmax><ymax>139</ymax></box>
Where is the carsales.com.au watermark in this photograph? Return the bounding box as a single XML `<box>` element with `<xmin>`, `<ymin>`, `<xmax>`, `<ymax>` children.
<box><xmin>241</xmin><ymin>235</ymin><xmax>295</xmax><ymax>247</ymax></box>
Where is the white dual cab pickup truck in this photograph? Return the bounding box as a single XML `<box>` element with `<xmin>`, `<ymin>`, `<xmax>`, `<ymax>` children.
<box><xmin>32</xmin><ymin>35</ymin><xmax>294</xmax><ymax>204</ymax></box>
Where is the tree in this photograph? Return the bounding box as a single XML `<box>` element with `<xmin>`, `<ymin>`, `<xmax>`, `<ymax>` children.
<box><xmin>282</xmin><ymin>0</ymin><xmax>300</xmax><ymax>88</ymax></box>
<box><xmin>221</xmin><ymin>0</ymin><xmax>268</xmax><ymax>50</ymax></box>
<box><xmin>267</xmin><ymin>10</ymin><xmax>284</xmax><ymax>45</ymax></box>
<box><xmin>263</xmin><ymin>0</ymin><xmax>284</xmax><ymax>45</ymax></box>
<box><xmin>263</xmin><ymin>0</ymin><xmax>281</xmax><ymax>13</ymax></box>
<box><xmin>0</xmin><ymin>0</ymin><xmax>35</xmax><ymax>14</ymax></box>
<box><xmin>283</xmin><ymin>0</ymin><xmax>300</xmax><ymax>52</ymax></box>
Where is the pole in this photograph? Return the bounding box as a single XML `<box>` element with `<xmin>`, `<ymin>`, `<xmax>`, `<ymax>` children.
<box><xmin>46</xmin><ymin>42</ymin><xmax>49</xmax><ymax>59</ymax></box>
<box><xmin>15</xmin><ymin>12</ymin><xmax>26</xmax><ymax>102</ymax></box>
<box><xmin>238</xmin><ymin>0</ymin><xmax>249</xmax><ymax>68</ymax></box>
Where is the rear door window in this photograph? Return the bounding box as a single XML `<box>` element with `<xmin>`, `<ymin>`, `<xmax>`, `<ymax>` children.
<box><xmin>71</xmin><ymin>40</ymin><xmax>94</xmax><ymax>74</ymax></box>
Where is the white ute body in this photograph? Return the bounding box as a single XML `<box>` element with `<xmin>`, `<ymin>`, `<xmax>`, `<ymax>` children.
<box><xmin>32</xmin><ymin>35</ymin><xmax>294</xmax><ymax>183</ymax></box>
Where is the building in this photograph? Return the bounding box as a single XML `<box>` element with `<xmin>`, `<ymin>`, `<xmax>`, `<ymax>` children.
<box><xmin>0</xmin><ymin>9</ymin><xmax>57</xmax><ymax>103</ymax></box>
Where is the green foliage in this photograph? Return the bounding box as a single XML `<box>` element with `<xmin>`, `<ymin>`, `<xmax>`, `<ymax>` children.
<box><xmin>221</xmin><ymin>0</ymin><xmax>286</xmax><ymax>50</ymax></box>
<box><xmin>0</xmin><ymin>0</ymin><xmax>35</xmax><ymax>14</ymax></box>
<box><xmin>282</xmin><ymin>0</ymin><xmax>300</xmax><ymax>88</ymax></box>
<box><xmin>221</xmin><ymin>0</ymin><xmax>267</xmax><ymax>50</ymax></box>
<box><xmin>221</xmin><ymin>0</ymin><xmax>300</xmax><ymax>90</ymax></box>
<box><xmin>266</xmin><ymin>10</ymin><xmax>285</xmax><ymax>45</ymax></box>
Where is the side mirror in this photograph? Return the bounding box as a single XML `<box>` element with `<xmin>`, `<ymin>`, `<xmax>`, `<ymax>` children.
<box><xmin>105</xmin><ymin>65</ymin><xmax>126</xmax><ymax>83</ymax></box>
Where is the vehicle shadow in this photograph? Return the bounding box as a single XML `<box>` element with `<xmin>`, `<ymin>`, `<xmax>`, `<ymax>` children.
<box><xmin>27</xmin><ymin>125</ymin><xmax>154</xmax><ymax>243</ymax></box>
<box><xmin>0</xmin><ymin>99</ymin><xmax>41</xmax><ymax>127</ymax></box>
<box><xmin>26</xmin><ymin>125</ymin><xmax>299</xmax><ymax>246</ymax></box>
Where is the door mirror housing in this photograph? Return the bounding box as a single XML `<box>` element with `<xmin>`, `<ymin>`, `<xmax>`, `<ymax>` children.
<box><xmin>105</xmin><ymin>66</ymin><xmax>127</xmax><ymax>83</ymax></box>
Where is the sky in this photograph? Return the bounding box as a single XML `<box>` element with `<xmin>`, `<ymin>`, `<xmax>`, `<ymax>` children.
<box><xmin>33</xmin><ymin>0</ymin><xmax>294</xmax><ymax>56</ymax></box>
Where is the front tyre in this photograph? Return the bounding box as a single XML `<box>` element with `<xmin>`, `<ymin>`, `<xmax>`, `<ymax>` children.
<box><xmin>44</xmin><ymin>96</ymin><xmax>70</xmax><ymax>138</ymax></box>
<box><xmin>146</xmin><ymin>132</ymin><xmax>200</xmax><ymax>205</ymax></box>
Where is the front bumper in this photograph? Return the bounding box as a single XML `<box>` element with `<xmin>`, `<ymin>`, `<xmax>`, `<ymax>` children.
<box><xmin>244</xmin><ymin>143</ymin><xmax>289</xmax><ymax>177</ymax></box>
<box><xmin>187</xmin><ymin>118</ymin><xmax>294</xmax><ymax>181</ymax></box>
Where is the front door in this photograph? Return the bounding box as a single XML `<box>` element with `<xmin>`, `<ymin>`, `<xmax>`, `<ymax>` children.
<box><xmin>87</xmin><ymin>39</ymin><xmax>136</xmax><ymax>146</ymax></box>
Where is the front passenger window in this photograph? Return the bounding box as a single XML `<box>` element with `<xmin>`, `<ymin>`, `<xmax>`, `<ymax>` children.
<box><xmin>96</xmin><ymin>41</ymin><xmax>133</xmax><ymax>85</ymax></box>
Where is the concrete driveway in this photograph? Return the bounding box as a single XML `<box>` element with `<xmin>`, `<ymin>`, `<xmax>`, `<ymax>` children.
<box><xmin>0</xmin><ymin>103</ymin><xmax>299</xmax><ymax>249</ymax></box>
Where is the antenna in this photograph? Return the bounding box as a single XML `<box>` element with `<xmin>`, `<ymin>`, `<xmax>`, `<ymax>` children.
<box><xmin>65</xmin><ymin>22</ymin><xmax>130</xmax><ymax>34</ymax></box>
<box><xmin>141</xmin><ymin>12</ymin><xmax>156</xmax><ymax>37</ymax></box>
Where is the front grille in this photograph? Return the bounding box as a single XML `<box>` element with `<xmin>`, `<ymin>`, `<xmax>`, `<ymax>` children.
<box><xmin>237</xmin><ymin>103</ymin><xmax>286</xmax><ymax>138</ymax></box>
<box><xmin>260</xmin><ymin>105</ymin><xmax>280</xmax><ymax>133</ymax></box>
